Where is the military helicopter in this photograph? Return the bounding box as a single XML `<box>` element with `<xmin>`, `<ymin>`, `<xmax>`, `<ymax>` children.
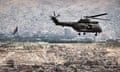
<box><xmin>50</xmin><ymin>11</ymin><xmax>108</xmax><ymax>36</ymax></box>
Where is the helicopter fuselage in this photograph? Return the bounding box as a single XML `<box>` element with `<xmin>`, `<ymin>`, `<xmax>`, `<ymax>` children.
<box><xmin>57</xmin><ymin>22</ymin><xmax>102</xmax><ymax>33</ymax></box>
<box><xmin>50</xmin><ymin>15</ymin><xmax>103</xmax><ymax>36</ymax></box>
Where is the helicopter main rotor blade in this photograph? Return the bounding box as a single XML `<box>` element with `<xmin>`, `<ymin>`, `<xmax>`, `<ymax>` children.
<box><xmin>86</xmin><ymin>13</ymin><xmax>108</xmax><ymax>18</ymax></box>
<box><xmin>90</xmin><ymin>17</ymin><xmax>110</xmax><ymax>21</ymax></box>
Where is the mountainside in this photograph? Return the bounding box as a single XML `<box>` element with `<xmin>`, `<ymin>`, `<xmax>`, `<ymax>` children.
<box><xmin>0</xmin><ymin>42</ymin><xmax>120</xmax><ymax>71</ymax></box>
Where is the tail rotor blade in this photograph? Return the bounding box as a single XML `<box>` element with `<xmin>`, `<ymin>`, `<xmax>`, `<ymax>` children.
<box><xmin>53</xmin><ymin>11</ymin><xmax>56</xmax><ymax>16</ymax></box>
<box><xmin>51</xmin><ymin>11</ymin><xmax>60</xmax><ymax>18</ymax></box>
<box><xmin>56</xmin><ymin>14</ymin><xmax>60</xmax><ymax>17</ymax></box>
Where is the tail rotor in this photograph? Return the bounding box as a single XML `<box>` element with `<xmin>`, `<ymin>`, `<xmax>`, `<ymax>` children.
<box><xmin>52</xmin><ymin>11</ymin><xmax>60</xmax><ymax>18</ymax></box>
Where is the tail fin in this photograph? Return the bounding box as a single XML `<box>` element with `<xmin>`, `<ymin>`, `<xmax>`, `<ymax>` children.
<box><xmin>50</xmin><ymin>11</ymin><xmax>60</xmax><ymax>24</ymax></box>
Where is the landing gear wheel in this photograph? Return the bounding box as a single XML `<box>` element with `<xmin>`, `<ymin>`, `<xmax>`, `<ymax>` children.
<box><xmin>95</xmin><ymin>33</ymin><xmax>97</xmax><ymax>36</ymax></box>
<box><xmin>78</xmin><ymin>33</ymin><xmax>81</xmax><ymax>35</ymax></box>
<box><xmin>83</xmin><ymin>32</ymin><xmax>86</xmax><ymax>35</ymax></box>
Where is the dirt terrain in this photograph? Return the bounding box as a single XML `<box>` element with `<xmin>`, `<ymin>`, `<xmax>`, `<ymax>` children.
<box><xmin>0</xmin><ymin>42</ymin><xmax>120</xmax><ymax>72</ymax></box>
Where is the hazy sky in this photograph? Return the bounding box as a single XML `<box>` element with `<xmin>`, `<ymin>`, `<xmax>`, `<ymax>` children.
<box><xmin>0</xmin><ymin>0</ymin><xmax>120</xmax><ymax>40</ymax></box>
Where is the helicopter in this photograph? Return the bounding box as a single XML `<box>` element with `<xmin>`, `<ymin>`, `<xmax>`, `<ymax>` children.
<box><xmin>50</xmin><ymin>11</ymin><xmax>108</xmax><ymax>36</ymax></box>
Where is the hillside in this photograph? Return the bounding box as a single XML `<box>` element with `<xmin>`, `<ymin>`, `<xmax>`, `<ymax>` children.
<box><xmin>0</xmin><ymin>42</ymin><xmax>120</xmax><ymax>71</ymax></box>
